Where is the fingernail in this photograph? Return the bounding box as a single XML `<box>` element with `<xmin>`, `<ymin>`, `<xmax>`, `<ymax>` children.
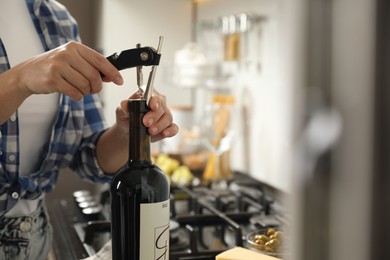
<box><xmin>155</xmin><ymin>102</ymin><xmax>159</xmax><ymax>110</ymax></box>
<box><xmin>115</xmin><ymin>76</ymin><xmax>124</xmax><ymax>85</ymax></box>
<box><xmin>147</xmin><ymin>118</ymin><xmax>154</xmax><ymax>126</ymax></box>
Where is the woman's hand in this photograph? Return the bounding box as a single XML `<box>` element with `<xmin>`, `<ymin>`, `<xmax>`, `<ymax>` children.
<box><xmin>0</xmin><ymin>41</ymin><xmax>123</xmax><ymax>124</ymax></box>
<box><xmin>10</xmin><ymin>41</ymin><xmax>123</xmax><ymax>100</ymax></box>
<box><xmin>96</xmin><ymin>90</ymin><xmax>179</xmax><ymax>173</ymax></box>
<box><xmin>116</xmin><ymin>90</ymin><xmax>179</xmax><ymax>142</ymax></box>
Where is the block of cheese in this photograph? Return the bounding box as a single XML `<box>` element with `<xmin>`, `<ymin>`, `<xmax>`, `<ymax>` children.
<box><xmin>216</xmin><ymin>247</ymin><xmax>281</xmax><ymax>260</ymax></box>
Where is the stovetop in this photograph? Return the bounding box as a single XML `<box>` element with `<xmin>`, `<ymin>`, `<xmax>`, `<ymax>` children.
<box><xmin>48</xmin><ymin>172</ymin><xmax>288</xmax><ymax>260</ymax></box>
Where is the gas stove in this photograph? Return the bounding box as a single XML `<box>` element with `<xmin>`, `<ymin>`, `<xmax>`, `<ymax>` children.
<box><xmin>48</xmin><ymin>172</ymin><xmax>288</xmax><ymax>260</ymax></box>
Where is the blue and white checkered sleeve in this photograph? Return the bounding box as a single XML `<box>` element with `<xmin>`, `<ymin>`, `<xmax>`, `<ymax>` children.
<box><xmin>69</xmin><ymin>94</ymin><xmax>112</xmax><ymax>183</ymax></box>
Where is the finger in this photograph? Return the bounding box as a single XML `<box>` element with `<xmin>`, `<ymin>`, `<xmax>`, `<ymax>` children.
<box><xmin>61</xmin><ymin>66</ymin><xmax>94</xmax><ymax>95</ymax></box>
<box><xmin>68</xmin><ymin>56</ymin><xmax>103</xmax><ymax>94</ymax></box>
<box><xmin>148</xmin><ymin>92</ymin><xmax>166</xmax><ymax>112</ymax></box>
<box><xmin>38</xmin><ymin>61</ymin><xmax>84</xmax><ymax>99</ymax></box>
<box><xmin>142</xmin><ymin>95</ymin><xmax>168</xmax><ymax>127</ymax></box>
<box><xmin>147</xmin><ymin>112</ymin><xmax>173</xmax><ymax>136</ymax></box>
<box><xmin>51</xmin><ymin>42</ymin><xmax>104</xmax><ymax>93</ymax></box>
<box><xmin>151</xmin><ymin>123</ymin><xmax>179</xmax><ymax>142</ymax></box>
<box><xmin>142</xmin><ymin>106</ymin><xmax>166</xmax><ymax>128</ymax></box>
<box><xmin>143</xmin><ymin>107</ymin><xmax>165</xmax><ymax>127</ymax></box>
<box><xmin>73</xmin><ymin>42</ymin><xmax>123</xmax><ymax>85</ymax></box>
<box><xmin>57</xmin><ymin>76</ymin><xmax>84</xmax><ymax>100</ymax></box>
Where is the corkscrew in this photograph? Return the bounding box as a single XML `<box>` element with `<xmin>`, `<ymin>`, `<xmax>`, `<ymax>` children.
<box><xmin>102</xmin><ymin>36</ymin><xmax>163</xmax><ymax>105</ymax></box>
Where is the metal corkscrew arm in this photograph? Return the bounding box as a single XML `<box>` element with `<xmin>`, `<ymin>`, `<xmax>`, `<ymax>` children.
<box><xmin>143</xmin><ymin>36</ymin><xmax>163</xmax><ymax>105</ymax></box>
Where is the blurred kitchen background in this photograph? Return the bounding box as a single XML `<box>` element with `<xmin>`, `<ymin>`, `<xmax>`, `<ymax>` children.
<box><xmin>47</xmin><ymin>0</ymin><xmax>390</xmax><ymax>260</ymax></box>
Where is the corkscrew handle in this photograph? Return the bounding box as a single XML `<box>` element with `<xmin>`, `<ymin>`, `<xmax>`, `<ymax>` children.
<box><xmin>100</xmin><ymin>44</ymin><xmax>161</xmax><ymax>78</ymax></box>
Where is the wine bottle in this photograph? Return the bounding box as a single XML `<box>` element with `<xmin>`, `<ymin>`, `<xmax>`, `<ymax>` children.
<box><xmin>110</xmin><ymin>99</ymin><xmax>170</xmax><ymax>260</ymax></box>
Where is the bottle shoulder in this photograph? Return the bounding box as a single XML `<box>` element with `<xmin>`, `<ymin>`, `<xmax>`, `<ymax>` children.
<box><xmin>113</xmin><ymin>163</ymin><xmax>165</xmax><ymax>177</ymax></box>
<box><xmin>111</xmin><ymin>163</ymin><xmax>169</xmax><ymax>190</ymax></box>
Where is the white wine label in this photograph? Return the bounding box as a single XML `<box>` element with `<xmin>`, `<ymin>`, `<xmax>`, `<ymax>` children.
<box><xmin>140</xmin><ymin>200</ymin><xmax>170</xmax><ymax>260</ymax></box>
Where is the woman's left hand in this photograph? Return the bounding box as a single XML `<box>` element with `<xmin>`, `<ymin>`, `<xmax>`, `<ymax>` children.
<box><xmin>116</xmin><ymin>90</ymin><xmax>179</xmax><ymax>142</ymax></box>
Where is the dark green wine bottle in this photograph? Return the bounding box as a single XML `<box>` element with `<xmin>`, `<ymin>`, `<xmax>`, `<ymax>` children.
<box><xmin>111</xmin><ymin>99</ymin><xmax>170</xmax><ymax>260</ymax></box>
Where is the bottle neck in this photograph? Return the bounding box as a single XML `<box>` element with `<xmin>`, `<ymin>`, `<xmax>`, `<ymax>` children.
<box><xmin>128</xmin><ymin>99</ymin><xmax>151</xmax><ymax>164</ymax></box>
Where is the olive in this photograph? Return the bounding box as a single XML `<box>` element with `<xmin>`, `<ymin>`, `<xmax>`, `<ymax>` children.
<box><xmin>257</xmin><ymin>235</ymin><xmax>269</xmax><ymax>243</ymax></box>
<box><xmin>265</xmin><ymin>240</ymin><xmax>276</xmax><ymax>248</ymax></box>
<box><xmin>254</xmin><ymin>239</ymin><xmax>265</xmax><ymax>245</ymax></box>
<box><xmin>268</xmin><ymin>239</ymin><xmax>280</xmax><ymax>248</ymax></box>
<box><xmin>266</xmin><ymin>228</ymin><xmax>276</xmax><ymax>236</ymax></box>
<box><xmin>274</xmin><ymin>231</ymin><xmax>284</xmax><ymax>239</ymax></box>
<box><xmin>265</xmin><ymin>246</ymin><xmax>274</xmax><ymax>253</ymax></box>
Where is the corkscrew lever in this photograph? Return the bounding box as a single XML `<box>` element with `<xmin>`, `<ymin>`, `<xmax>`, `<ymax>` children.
<box><xmin>101</xmin><ymin>37</ymin><xmax>163</xmax><ymax>105</ymax></box>
<box><xmin>103</xmin><ymin>46</ymin><xmax>161</xmax><ymax>73</ymax></box>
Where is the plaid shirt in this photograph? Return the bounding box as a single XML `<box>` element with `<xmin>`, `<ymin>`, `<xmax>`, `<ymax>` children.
<box><xmin>0</xmin><ymin>0</ymin><xmax>111</xmax><ymax>216</ymax></box>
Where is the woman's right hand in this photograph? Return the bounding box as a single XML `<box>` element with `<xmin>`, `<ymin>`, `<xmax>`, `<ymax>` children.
<box><xmin>9</xmin><ymin>41</ymin><xmax>123</xmax><ymax>100</ymax></box>
<box><xmin>0</xmin><ymin>41</ymin><xmax>123</xmax><ymax>124</ymax></box>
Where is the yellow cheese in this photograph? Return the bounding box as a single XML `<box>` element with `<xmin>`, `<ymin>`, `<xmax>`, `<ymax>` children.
<box><xmin>216</xmin><ymin>247</ymin><xmax>281</xmax><ymax>260</ymax></box>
